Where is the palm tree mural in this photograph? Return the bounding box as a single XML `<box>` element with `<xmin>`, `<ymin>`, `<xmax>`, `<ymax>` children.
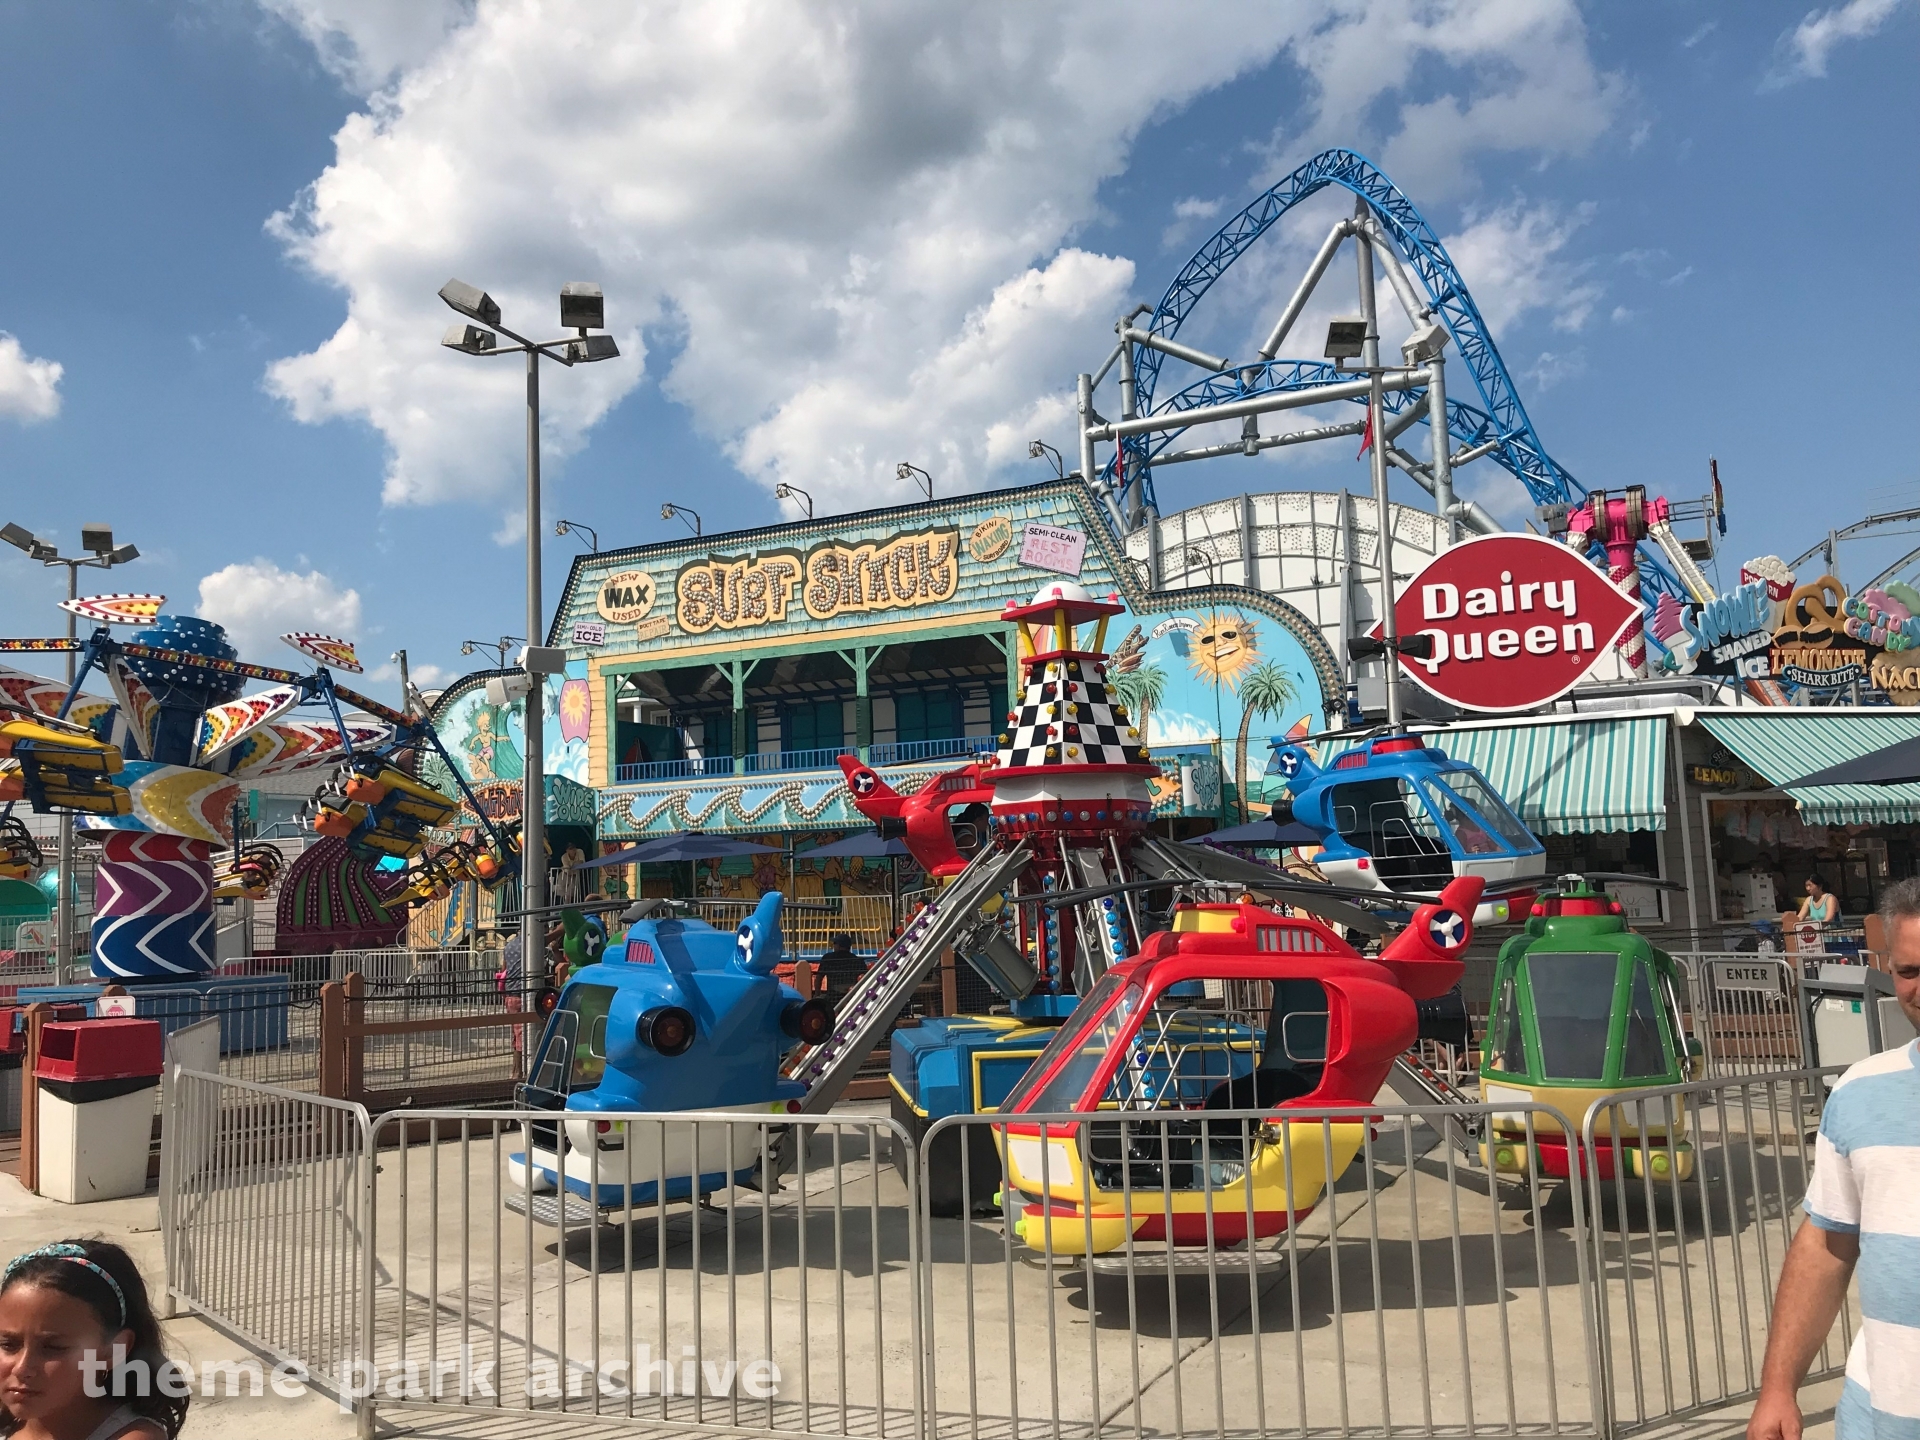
<box><xmin>1111</xmin><ymin>662</ymin><xmax>1167</xmax><ymax>746</ymax></box>
<box><xmin>1232</xmin><ymin>661</ymin><xmax>1298</xmax><ymax>821</ymax></box>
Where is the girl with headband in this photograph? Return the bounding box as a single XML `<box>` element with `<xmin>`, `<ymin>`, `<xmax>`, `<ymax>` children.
<box><xmin>0</xmin><ymin>1240</ymin><xmax>182</xmax><ymax>1438</ymax></box>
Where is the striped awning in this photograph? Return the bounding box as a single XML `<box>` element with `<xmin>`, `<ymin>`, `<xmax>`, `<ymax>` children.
<box><xmin>1695</xmin><ymin>712</ymin><xmax>1920</xmax><ymax>826</ymax></box>
<box><xmin>1431</xmin><ymin>715</ymin><xmax>1669</xmax><ymax>835</ymax></box>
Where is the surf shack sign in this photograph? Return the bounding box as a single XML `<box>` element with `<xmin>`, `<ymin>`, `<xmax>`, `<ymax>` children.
<box><xmin>675</xmin><ymin>524</ymin><xmax>961</xmax><ymax>636</ymax></box>
<box><xmin>1377</xmin><ymin>533</ymin><xmax>1639</xmax><ymax>713</ymax></box>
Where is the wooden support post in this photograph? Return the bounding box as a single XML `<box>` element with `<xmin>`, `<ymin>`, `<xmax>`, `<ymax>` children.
<box><xmin>318</xmin><ymin>982</ymin><xmax>344</xmax><ymax>1100</ymax></box>
<box><xmin>343</xmin><ymin>971</ymin><xmax>366</xmax><ymax>1105</ymax></box>
<box><xmin>940</xmin><ymin>949</ymin><xmax>958</xmax><ymax>1018</ymax></box>
<box><xmin>20</xmin><ymin>1004</ymin><xmax>49</xmax><ymax>1196</ymax></box>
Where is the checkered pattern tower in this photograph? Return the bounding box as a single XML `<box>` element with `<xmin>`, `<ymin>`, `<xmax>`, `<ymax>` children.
<box><xmin>985</xmin><ymin>580</ymin><xmax>1159</xmax><ymax>844</ymax></box>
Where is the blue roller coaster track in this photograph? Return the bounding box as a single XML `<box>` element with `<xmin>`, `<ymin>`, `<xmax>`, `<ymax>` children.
<box><xmin>1116</xmin><ymin>147</ymin><xmax>1681</xmax><ymax>601</ymax></box>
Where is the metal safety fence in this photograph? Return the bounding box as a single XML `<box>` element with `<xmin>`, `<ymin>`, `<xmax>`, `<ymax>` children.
<box><xmin>161</xmin><ymin>1070</ymin><xmax>371</xmax><ymax>1398</ymax></box>
<box><xmin>160</xmin><ymin>1067</ymin><xmax>1852</xmax><ymax>1440</ymax></box>
<box><xmin>1583</xmin><ymin>1067</ymin><xmax>1849</xmax><ymax>1438</ymax></box>
<box><xmin>1672</xmin><ymin>954</ymin><xmax>1806</xmax><ymax>1076</ymax></box>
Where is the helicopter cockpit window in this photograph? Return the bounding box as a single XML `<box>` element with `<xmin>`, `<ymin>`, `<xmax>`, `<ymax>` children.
<box><xmin>564</xmin><ymin>984</ymin><xmax>618</xmax><ymax>1090</ymax></box>
<box><xmin>1525</xmin><ymin>952</ymin><xmax>1619</xmax><ymax>1081</ymax></box>
<box><xmin>1620</xmin><ymin>964</ymin><xmax>1669</xmax><ymax>1080</ymax></box>
<box><xmin>1006</xmin><ymin>974</ymin><xmax>1143</xmax><ymax>1113</ymax></box>
<box><xmin>1488</xmin><ymin>975</ymin><xmax>1526</xmax><ymax>1073</ymax></box>
<box><xmin>1425</xmin><ymin>772</ymin><xmax>1535</xmax><ymax>851</ymax></box>
<box><xmin>1327</xmin><ymin>776</ymin><xmax>1452</xmax><ymax>887</ymax></box>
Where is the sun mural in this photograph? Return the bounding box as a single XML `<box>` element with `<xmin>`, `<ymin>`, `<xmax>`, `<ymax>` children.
<box><xmin>1188</xmin><ymin>611</ymin><xmax>1260</xmax><ymax>690</ymax></box>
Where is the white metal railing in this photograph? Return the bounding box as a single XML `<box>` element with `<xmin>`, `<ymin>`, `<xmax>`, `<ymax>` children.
<box><xmin>162</xmin><ymin>1070</ymin><xmax>371</xmax><ymax>1402</ymax></box>
<box><xmin>1672</xmin><ymin>952</ymin><xmax>1806</xmax><ymax>1075</ymax></box>
<box><xmin>159</xmin><ymin>1067</ymin><xmax>1849</xmax><ymax>1439</ymax></box>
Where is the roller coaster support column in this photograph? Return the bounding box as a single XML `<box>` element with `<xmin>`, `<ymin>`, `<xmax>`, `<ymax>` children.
<box><xmin>523</xmin><ymin>346</ymin><xmax>548</xmax><ymax>989</ymax></box>
<box><xmin>1356</xmin><ymin>205</ymin><xmax>1405</xmax><ymax>729</ymax></box>
<box><xmin>1427</xmin><ymin>355</ymin><xmax>1456</xmax><ymax>548</ymax></box>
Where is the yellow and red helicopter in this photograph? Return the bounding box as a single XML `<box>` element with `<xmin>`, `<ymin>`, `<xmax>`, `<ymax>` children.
<box><xmin>992</xmin><ymin>872</ymin><xmax>1484</xmax><ymax>1255</ymax></box>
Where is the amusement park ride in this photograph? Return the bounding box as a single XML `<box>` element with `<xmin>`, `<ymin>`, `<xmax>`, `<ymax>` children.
<box><xmin>504</xmin><ymin>147</ymin><xmax>1730</xmax><ymax>1234</ymax></box>
<box><xmin>0</xmin><ymin>147</ymin><xmax>1721</xmax><ymax>1242</ymax></box>
<box><xmin>0</xmin><ymin>593</ymin><xmax>521</xmax><ymax>979</ymax></box>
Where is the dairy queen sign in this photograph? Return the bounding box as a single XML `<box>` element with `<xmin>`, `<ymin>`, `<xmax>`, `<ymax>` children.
<box><xmin>1374</xmin><ymin>533</ymin><xmax>1640</xmax><ymax>712</ymax></box>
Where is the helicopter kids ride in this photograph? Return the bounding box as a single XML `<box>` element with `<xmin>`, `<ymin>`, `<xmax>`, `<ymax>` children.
<box><xmin>992</xmin><ymin>871</ymin><xmax>1484</xmax><ymax>1255</ymax></box>
<box><xmin>1267</xmin><ymin>731</ymin><xmax>1545</xmax><ymax>922</ymax></box>
<box><xmin>508</xmin><ymin>889</ymin><xmax>835</xmax><ymax>1208</ymax></box>
<box><xmin>1478</xmin><ymin>873</ymin><xmax>1700</xmax><ymax>1181</ymax></box>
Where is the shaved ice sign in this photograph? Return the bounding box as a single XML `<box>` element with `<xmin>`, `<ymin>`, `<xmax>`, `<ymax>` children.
<box><xmin>1376</xmin><ymin>533</ymin><xmax>1639</xmax><ymax>713</ymax></box>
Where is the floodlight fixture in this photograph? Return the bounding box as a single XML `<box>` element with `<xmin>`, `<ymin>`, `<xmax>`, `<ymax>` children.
<box><xmin>661</xmin><ymin>503</ymin><xmax>702</xmax><ymax>536</ymax></box>
<box><xmin>1401</xmin><ymin>321</ymin><xmax>1450</xmax><ymax>366</ymax></box>
<box><xmin>1</xmin><ymin>523</ymin><xmax>39</xmax><ymax>554</ymax></box>
<box><xmin>107</xmin><ymin>544</ymin><xmax>139</xmax><ymax>565</ymax></box>
<box><xmin>439</xmin><ymin>279</ymin><xmax>502</xmax><ymax>327</ymax></box>
<box><xmin>80</xmin><ymin>524</ymin><xmax>113</xmax><ymax>556</ymax></box>
<box><xmin>559</xmin><ymin>282</ymin><xmax>605</xmax><ymax>333</ymax></box>
<box><xmin>565</xmin><ymin>333</ymin><xmax>619</xmax><ymax>364</ymax></box>
<box><xmin>774</xmin><ymin>483</ymin><xmax>813</xmax><ymax>519</ymax></box>
<box><xmin>555</xmin><ymin>519</ymin><xmax>599</xmax><ymax>551</ymax></box>
<box><xmin>442</xmin><ymin>323</ymin><xmax>498</xmax><ymax>355</ymax></box>
<box><xmin>1323</xmin><ymin>318</ymin><xmax>1367</xmax><ymax>363</ymax></box>
<box><xmin>1028</xmin><ymin>439</ymin><xmax>1065</xmax><ymax>479</ymax></box>
<box><xmin>896</xmin><ymin>462</ymin><xmax>933</xmax><ymax>500</ymax></box>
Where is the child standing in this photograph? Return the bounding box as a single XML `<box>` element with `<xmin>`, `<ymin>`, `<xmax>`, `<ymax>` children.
<box><xmin>0</xmin><ymin>1240</ymin><xmax>184</xmax><ymax>1438</ymax></box>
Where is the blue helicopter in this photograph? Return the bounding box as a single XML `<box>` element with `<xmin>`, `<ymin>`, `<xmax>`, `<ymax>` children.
<box><xmin>1266</xmin><ymin>732</ymin><xmax>1545</xmax><ymax>924</ymax></box>
<box><xmin>509</xmin><ymin>891</ymin><xmax>834</xmax><ymax>1207</ymax></box>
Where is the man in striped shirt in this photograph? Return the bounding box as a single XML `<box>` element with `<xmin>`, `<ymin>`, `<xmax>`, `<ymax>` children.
<box><xmin>1750</xmin><ymin>877</ymin><xmax>1920</xmax><ymax>1440</ymax></box>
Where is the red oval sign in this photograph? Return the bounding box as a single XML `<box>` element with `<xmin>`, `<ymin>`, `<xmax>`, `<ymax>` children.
<box><xmin>1372</xmin><ymin>533</ymin><xmax>1639</xmax><ymax>713</ymax></box>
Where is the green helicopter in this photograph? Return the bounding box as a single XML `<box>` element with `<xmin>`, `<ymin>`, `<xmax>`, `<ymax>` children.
<box><xmin>1478</xmin><ymin>873</ymin><xmax>1702</xmax><ymax>1181</ymax></box>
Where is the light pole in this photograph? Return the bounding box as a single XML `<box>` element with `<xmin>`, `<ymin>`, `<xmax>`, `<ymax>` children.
<box><xmin>1</xmin><ymin>521</ymin><xmax>140</xmax><ymax>982</ymax></box>
<box><xmin>896</xmin><ymin>462</ymin><xmax>933</xmax><ymax>500</ymax></box>
<box><xmin>554</xmin><ymin>519</ymin><xmax>599</xmax><ymax>552</ymax></box>
<box><xmin>773</xmin><ymin>483</ymin><xmax>813</xmax><ymax>519</ymax></box>
<box><xmin>660</xmin><ymin>503</ymin><xmax>702</xmax><ymax>536</ymax></box>
<box><xmin>439</xmin><ymin>278</ymin><xmax>618</xmax><ymax>988</ymax></box>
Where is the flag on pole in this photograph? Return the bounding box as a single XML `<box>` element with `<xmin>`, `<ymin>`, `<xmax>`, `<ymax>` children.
<box><xmin>1356</xmin><ymin>406</ymin><xmax>1374</xmax><ymax>458</ymax></box>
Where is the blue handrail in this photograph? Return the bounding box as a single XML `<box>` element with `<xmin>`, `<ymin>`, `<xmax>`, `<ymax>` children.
<box><xmin>867</xmin><ymin>735</ymin><xmax>997</xmax><ymax>766</ymax></box>
<box><xmin>741</xmin><ymin>746</ymin><xmax>856</xmax><ymax>775</ymax></box>
<box><xmin>613</xmin><ymin>756</ymin><xmax>738</xmax><ymax>783</ymax></box>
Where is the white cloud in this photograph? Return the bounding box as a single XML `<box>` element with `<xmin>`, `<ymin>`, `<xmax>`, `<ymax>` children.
<box><xmin>259</xmin><ymin>0</ymin><xmax>1625</xmax><ymax>518</ymax></box>
<box><xmin>197</xmin><ymin>560</ymin><xmax>364</xmax><ymax>665</ymax></box>
<box><xmin>1441</xmin><ymin>201</ymin><xmax>1601</xmax><ymax>334</ymax></box>
<box><xmin>257</xmin><ymin>0</ymin><xmax>474</xmax><ymax>93</ymax></box>
<box><xmin>0</xmin><ymin>333</ymin><xmax>63</xmax><ymax>423</ymax></box>
<box><xmin>1766</xmin><ymin>0</ymin><xmax>1909</xmax><ymax>86</ymax></box>
<box><xmin>1521</xmin><ymin>348</ymin><xmax>1585</xmax><ymax>391</ymax></box>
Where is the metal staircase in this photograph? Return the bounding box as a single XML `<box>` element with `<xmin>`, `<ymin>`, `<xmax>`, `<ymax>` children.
<box><xmin>788</xmin><ymin>838</ymin><xmax>1032</xmax><ymax>1114</ymax></box>
<box><xmin>1385</xmin><ymin>1053</ymin><xmax>1483</xmax><ymax>1155</ymax></box>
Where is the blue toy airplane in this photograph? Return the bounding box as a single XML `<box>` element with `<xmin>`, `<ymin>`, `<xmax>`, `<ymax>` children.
<box><xmin>509</xmin><ymin>891</ymin><xmax>834</xmax><ymax>1207</ymax></box>
<box><xmin>1266</xmin><ymin>732</ymin><xmax>1545</xmax><ymax>923</ymax></box>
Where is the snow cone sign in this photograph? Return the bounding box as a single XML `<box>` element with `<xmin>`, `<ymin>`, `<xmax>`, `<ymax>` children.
<box><xmin>1372</xmin><ymin>533</ymin><xmax>1640</xmax><ymax>713</ymax></box>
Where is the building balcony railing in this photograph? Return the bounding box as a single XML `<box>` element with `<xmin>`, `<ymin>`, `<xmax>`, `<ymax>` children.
<box><xmin>613</xmin><ymin>756</ymin><xmax>739</xmax><ymax>783</ymax></box>
<box><xmin>867</xmin><ymin>735</ymin><xmax>997</xmax><ymax>766</ymax></box>
<box><xmin>741</xmin><ymin>746</ymin><xmax>856</xmax><ymax>775</ymax></box>
<box><xmin>609</xmin><ymin>734</ymin><xmax>999</xmax><ymax>784</ymax></box>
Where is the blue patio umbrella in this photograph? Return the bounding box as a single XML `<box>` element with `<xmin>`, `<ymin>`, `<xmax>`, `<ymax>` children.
<box><xmin>1194</xmin><ymin>816</ymin><xmax>1320</xmax><ymax>846</ymax></box>
<box><xmin>798</xmin><ymin>832</ymin><xmax>912</xmax><ymax>859</ymax></box>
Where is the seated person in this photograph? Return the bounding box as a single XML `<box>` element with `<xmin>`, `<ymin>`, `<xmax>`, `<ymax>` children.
<box><xmin>813</xmin><ymin>932</ymin><xmax>868</xmax><ymax>1004</ymax></box>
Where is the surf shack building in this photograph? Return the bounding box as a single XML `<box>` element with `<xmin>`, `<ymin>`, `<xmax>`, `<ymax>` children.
<box><xmin>543</xmin><ymin>479</ymin><xmax>1345</xmax><ymax>891</ymax></box>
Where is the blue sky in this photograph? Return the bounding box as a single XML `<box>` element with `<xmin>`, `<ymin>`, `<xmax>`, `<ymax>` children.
<box><xmin>0</xmin><ymin>1</ymin><xmax>1913</xmax><ymax>706</ymax></box>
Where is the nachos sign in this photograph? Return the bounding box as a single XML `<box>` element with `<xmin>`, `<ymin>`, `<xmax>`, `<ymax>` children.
<box><xmin>1372</xmin><ymin>533</ymin><xmax>1639</xmax><ymax>713</ymax></box>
